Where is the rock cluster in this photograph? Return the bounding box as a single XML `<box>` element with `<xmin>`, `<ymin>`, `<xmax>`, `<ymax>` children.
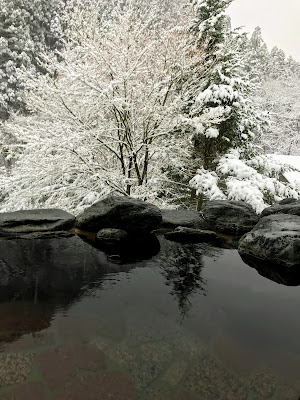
<box><xmin>0</xmin><ymin>195</ymin><xmax>299</xmax><ymax>295</ymax></box>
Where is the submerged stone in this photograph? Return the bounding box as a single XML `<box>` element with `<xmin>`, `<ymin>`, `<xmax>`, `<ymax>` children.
<box><xmin>164</xmin><ymin>226</ymin><xmax>220</xmax><ymax>244</ymax></box>
<box><xmin>0</xmin><ymin>353</ymin><xmax>34</xmax><ymax>386</ymax></box>
<box><xmin>183</xmin><ymin>355</ymin><xmax>248</xmax><ymax>400</ymax></box>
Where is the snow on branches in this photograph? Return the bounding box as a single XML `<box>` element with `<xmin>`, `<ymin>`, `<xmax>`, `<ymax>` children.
<box><xmin>190</xmin><ymin>149</ymin><xmax>299</xmax><ymax>212</ymax></box>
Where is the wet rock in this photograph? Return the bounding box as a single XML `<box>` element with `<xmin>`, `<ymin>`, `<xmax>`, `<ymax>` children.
<box><xmin>0</xmin><ymin>209</ymin><xmax>75</xmax><ymax>235</ymax></box>
<box><xmin>159</xmin><ymin>209</ymin><xmax>210</xmax><ymax>230</ymax></box>
<box><xmin>202</xmin><ymin>200</ymin><xmax>259</xmax><ymax>235</ymax></box>
<box><xmin>184</xmin><ymin>356</ymin><xmax>248</xmax><ymax>400</ymax></box>
<box><xmin>75</xmin><ymin>196</ymin><xmax>162</xmax><ymax>233</ymax></box>
<box><xmin>96</xmin><ymin>228</ymin><xmax>128</xmax><ymax>245</ymax></box>
<box><xmin>0</xmin><ymin>232</ymin><xmax>123</xmax><ymax>303</ymax></box>
<box><xmin>55</xmin><ymin>371</ymin><xmax>137</xmax><ymax>400</ymax></box>
<box><xmin>261</xmin><ymin>199</ymin><xmax>300</xmax><ymax>217</ymax></box>
<box><xmin>238</xmin><ymin>214</ymin><xmax>300</xmax><ymax>269</ymax></box>
<box><xmin>0</xmin><ymin>353</ymin><xmax>34</xmax><ymax>386</ymax></box>
<box><xmin>94</xmin><ymin>232</ymin><xmax>161</xmax><ymax>263</ymax></box>
<box><xmin>164</xmin><ymin>227</ymin><xmax>220</xmax><ymax>244</ymax></box>
<box><xmin>2</xmin><ymin>381</ymin><xmax>44</xmax><ymax>400</ymax></box>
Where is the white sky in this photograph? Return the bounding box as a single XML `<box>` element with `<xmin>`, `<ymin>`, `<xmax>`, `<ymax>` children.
<box><xmin>227</xmin><ymin>0</ymin><xmax>300</xmax><ymax>61</ymax></box>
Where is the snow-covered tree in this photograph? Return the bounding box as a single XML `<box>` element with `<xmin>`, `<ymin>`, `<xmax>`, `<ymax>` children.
<box><xmin>247</xmin><ymin>26</ymin><xmax>269</xmax><ymax>80</ymax></box>
<box><xmin>183</xmin><ymin>1</ymin><xmax>300</xmax><ymax>212</ymax></box>
<box><xmin>0</xmin><ymin>0</ymin><xmax>201</xmax><ymax>213</ymax></box>
<box><xmin>0</xmin><ymin>0</ymin><xmax>66</xmax><ymax>119</ymax></box>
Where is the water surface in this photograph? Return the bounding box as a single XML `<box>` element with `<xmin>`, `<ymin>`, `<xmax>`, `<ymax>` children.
<box><xmin>0</xmin><ymin>238</ymin><xmax>299</xmax><ymax>399</ymax></box>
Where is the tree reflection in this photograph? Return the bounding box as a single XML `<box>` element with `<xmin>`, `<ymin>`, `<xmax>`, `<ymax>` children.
<box><xmin>158</xmin><ymin>242</ymin><xmax>207</xmax><ymax>320</ymax></box>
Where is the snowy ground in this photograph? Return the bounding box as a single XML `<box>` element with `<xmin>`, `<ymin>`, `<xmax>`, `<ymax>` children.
<box><xmin>269</xmin><ymin>154</ymin><xmax>300</xmax><ymax>186</ymax></box>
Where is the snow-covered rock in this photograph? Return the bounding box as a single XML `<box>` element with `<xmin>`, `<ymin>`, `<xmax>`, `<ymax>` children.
<box><xmin>239</xmin><ymin>214</ymin><xmax>300</xmax><ymax>268</ymax></box>
<box><xmin>202</xmin><ymin>200</ymin><xmax>259</xmax><ymax>235</ymax></box>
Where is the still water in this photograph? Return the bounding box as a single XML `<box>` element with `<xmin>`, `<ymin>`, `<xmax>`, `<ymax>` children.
<box><xmin>0</xmin><ymin>237</ymin><xmax>299</xmax><ymax>399</ymax></box>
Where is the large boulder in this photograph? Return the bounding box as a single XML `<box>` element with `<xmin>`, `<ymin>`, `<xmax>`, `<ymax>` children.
<box><xmin>202</xmin><ymin>200</ymin><xmax>259</xmax><ymax>235</ymax></box>
<box><xmin>0</xmin><ymin>232</ymin><xmax>124</xmax><ymax>303</ymax></box>
<box><xmin>0</xmin><ymin>209</ymin><xmax>75</xmax><ymax>235</ymax></box>
<box><xmin>238</xmin><ymin>214</ymin><xmax>300</xmax><ymax>268</ymax></box>
<box><xmin>261</xmin><ymin>199</ymin><xmax>300</xmax><ymax>218</ymax></box>
<box><xmin>159</xmin><ymin>209</ymin><xmax>210</xmax><ymax>230</ymax></box>
<box><xmin>75</xmin><ymin>196</ymin><xmax>162</xmax><ymax>233</ymax></box>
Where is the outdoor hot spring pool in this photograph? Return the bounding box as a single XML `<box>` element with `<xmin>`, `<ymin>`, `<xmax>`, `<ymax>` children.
<box><xmin>0</xmin><ymin>237</ymin><xmax>299</xmax><ymax>400</ymax></box>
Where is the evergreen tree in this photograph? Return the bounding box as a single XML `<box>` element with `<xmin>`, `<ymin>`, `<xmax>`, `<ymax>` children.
<box><xmin>183</xmin><ymin>0</ymin><xmax>266</xmax><ymax>171</ymax></box>
<box><xmin>182</xmin><ymin>1</ymin><xmax>297</xmax><ymax>212</ymax></box>
<box><xmin>247</xmin><ymin>26</ymin><xmax>269</xmax><ymax>79</ymax></box>
<box><xmin>269</xmin><ymin>46</ymin><xmax>286</xmax><ymax>79</ymax></box>
<box><xmin>0</xmin><ymin>0</ymin><xmax>66</xmax><ymax>119</ymax></box>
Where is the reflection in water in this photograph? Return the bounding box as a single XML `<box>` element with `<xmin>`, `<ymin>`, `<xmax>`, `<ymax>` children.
<box><xmin>0</xmin><ymin>237</ymin><xmax>300</xmax><ymax>399</ymax></box>
<box><xmin>0</xmin><ymin>302</ymin><xmax>53</xmax><ymax>346</ymax></box>
<box><xmin>157</xmin><ymin>243</ymin><xmax>207</xmax><ymax>319</ymax></box>
<box><xmin>240</xmin><ymin>253</ymin><xmax>300</xmax><ymax>286</ymax></box>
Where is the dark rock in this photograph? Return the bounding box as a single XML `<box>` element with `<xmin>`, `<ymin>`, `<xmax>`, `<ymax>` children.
<box><xmin>238</xmin><ymin>214</ymin><xmax>300</xmax><ymax>268</ymax></box>
<box><xmin>0</xmin><ymin>232</ymin><xmax>126</xmax><ymax>303</ymax></box>
<box><xmin>96</xmin><ymin>228</ymin><xmax>128</xmax><ymax>245</ymax></box>
<box><xmin>165</xmin><ymin>227</ymin><xmax>220</xmax><ymax>244</ymax></box>
<box><xmin>92</xmin><ymin>232</ymin><xmax>160</xmax><ymax>263</ymax></box>
<box><xmin>0</xmin><ymin>209</ymin><xmax>75</xmax><ymax>235</ymax></box>
<box><xmin>278</xmin><ymin>198</ymin><xmax>299</xmax><ymax>205</ymax></box>
<box><xmin>75</xmin><ymin>196</ymin><xmax>162</xmax><ymax>233</ymax></box>
<box><xmin>202</xmin><ymin>200</ymin><xmax>259</xmax><ymax>235</ymax></box>
<box><xmin>159</xmin><ymin>209</ymin><xmax>210</xmax><ymax>230</ymax></box>
<box><xmin>261</xmin><ymin>199</ymin><xmax>300</xmax><ymax>217</ymax></box>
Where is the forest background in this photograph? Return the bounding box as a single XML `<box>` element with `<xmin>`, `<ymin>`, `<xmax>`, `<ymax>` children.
<box><xmin>1</xmin><ymin>0</ymin><xmax>300</xmax><ymax>214</ymax></box>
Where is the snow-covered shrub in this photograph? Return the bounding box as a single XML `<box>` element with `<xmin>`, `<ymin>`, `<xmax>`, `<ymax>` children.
<box><xmin>190</xmin><ymin>149</ymin><xmax>299</xmax><ymax>212</ymax></box>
